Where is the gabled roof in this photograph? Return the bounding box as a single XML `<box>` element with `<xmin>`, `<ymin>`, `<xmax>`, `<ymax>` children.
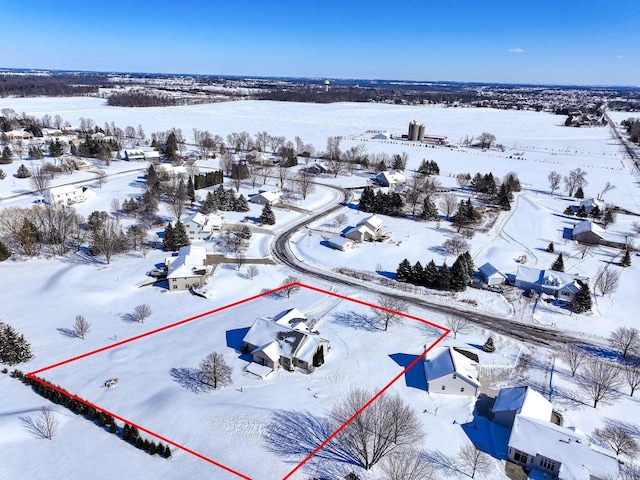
<box><xmin>183</xmin><ymin>212</ymin><xmax>208</xmax><ymax>227</ymax></box>
<box><xmin>509</xmin><ymin>415</ymin><xmax>618</xmax><ymax>480</ymax></box>
<box><xmin>515</xmin><ymin>266</ymin><xmax>588</xmax><ymax>288</ymax></box>
<box><xmin>492</xmin><ymin>386</ymin><xmax>552</xmax><ymax>421</ymax></box>
<box><xmin>251</xmin><ymin>190</ymin><xmax>281</xmax><ymax>203</ymax></box>
<box><xmin>478</xmin><ymin>262</ymin><xmax>507</xmax><ymax>280</ymax></box>
<box><xmin>48</xmin><ymin>184</ymin><xmax>79</xmax><ymax>196</ymax></box>
<box><xmin>272</xmin><ymin>308</ymin><xmax>309</xmax><ymax>331</ymax></box>
<box><xmin>166</xmin><ymin>245</ymin><xmax>209</xmax><ymax>279</ymax></box>
<box><xmin>327</xmin><ymin>234</ymin><xmax>354</xmax><ymax>250</ymax></box>
<box><xmin>573</xmin><ymin>220</ymin><xmax>605</xmax><ymax>238</ymax></box>
<box><xmin>424</xmin><ymin>346</ymin><xmax>480</xmax><ymax>388</ymax></box>
<box><xmin>357</xmin><ymin>214</ymin><xmax>383</xmax><ymax>230</ymax></box>
<box><xmin>376</xmin><ymin>170</ymin><xmax>406</xmax><ymax>185</ymax></box>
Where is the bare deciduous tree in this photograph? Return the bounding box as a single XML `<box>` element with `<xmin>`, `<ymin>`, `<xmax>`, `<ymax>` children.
<box><xmin>598</xmin><ymin>182</ymin><xmax>616</xmax><ymax>201</ymax></box>
<box><xmin>280</xmin><ymin>276</ymin><xmax>300</xmax><ymax>298</ymax></box>
<box><xmin>564</xmin><ymin>168</ymin><xmax>588</xmax><ymax>197</ymax></box>
<box><xmin>574</xmin><ymin>242</ymin><xmax>592</xmax><ymax>259</ymax></box>
<box><xmin>295</xmin><ymin>170</ymin><xmax>315</xmax><ymax>200</ymax></box>
<box><xmin>548</xmin><ymin>171</ymin><xmax>562</xmax><ymax>194</ymax></box>
<box><xmin>442</xmin><ymin>236</ymin><xmax>470</xmax><ymax>256</ymax></box>
<box><xmin>608</xmin><ymin>327</ymin><xmax>640</xmax><ymax>359</ymax></box>
<box><xmin>445</xmin><ymin>315</ymin><xmax>471</xmax><ymax>340</ymax></box>
<box><xmin>198</xmin><ymin>352</ymin><xmax>232</xmax><ymax>389</ymax></box>
<box><xmin>95</xmin><ymin>169</ymin><xmax>108</xmax><ymax>189</ymax></box>
<box><xmin>371</xmin><ymin>295</ymin><xmax>408</xmax><ymax>331</ymax></box>
<box><xmin>622</xmin><ymin>363</ymin><xmax>640</xmax><ymax>396</ymax></box>
<box><xmin>246</xmin><ymin>265</ymin><xmax>259</xmax><ymax>280</ymax></box>
<box><xmin>556</xmin><ymin>344</ymin><xmax>589</xmax><ymax>377</ymax></box>
<box><xmin>334</xmin><ymin>213</ymin><xmax>348</xmax><ymax>229</ymax></box>
<box><xmin>594</xmin><ymin>266</ymin><xmax>621</xmax><ymax>297</ymax></box>
<box><xmin>592</xmin><ymin>424</ymin><xmax>639</xmax><ymax>457</ymax></box>
<box><xmin>458</xmin><ymin>443</ymin><xmax>492</xmax><ymax>479</ymax></box>
<box><xmin>332</xmin><ymin>389</ymin><xmax>423</xmax><ymax>470</ymax></box>
<box><xmin>438</xmin><ymin>193</ymin><xmax>458</xmax><ymax>221</ymax></box>
<box><xmin>72</xmin><ymin>315</ymin><xmax>90</xmax><ymax>340</ymax></box>
<box><xmin>30</xmin><ymin>166</ymin><xmax>51</xmax><ymax>195</ymax></box>
<box><xmin>20</xmin><ymin>407</ymin><xmax>59</xmax><ymax>440</ymax></box>
<box><xmin>381</xmin><ymin>449</ymin><xmax>436</xmax><ymax>480</ymax></box>
<box><xmin>133</xmin><ymin>304</ymin><xmax>152</xmax><ymax>323</ymax></box>
<box><xmin>577</xmin><ymin>360</ymin><xmax>624</xmax><ymax>408</ymax></box>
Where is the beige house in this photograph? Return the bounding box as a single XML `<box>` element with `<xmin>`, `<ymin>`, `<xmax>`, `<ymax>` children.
<box><xmin>242</xmin><ymin>308</ymin><xmax>330</xmax><ymax>375</ymax></box>
<box><xmin>165</xmin><ymin>245</ymin><xmax>212</xmax><ymax>291</ymax></box>
<box><xmin>344</xmin><ymin>214</ymin><xmax>383</xmax><ymax>243</ymax></box>
<box><xmin>182</xmin><ymin>212</ymin><xmax>222</xmax><ymax>240</ymax></box>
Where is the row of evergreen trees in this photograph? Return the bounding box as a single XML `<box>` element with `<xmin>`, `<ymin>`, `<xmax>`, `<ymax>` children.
<box><xmin>193</xmin><ymin>171</ymin><xmax>224</xmax><ymax>190</ymax></box>
<box><xmin>13</xmin><ymin>371</ymin><xmax>172</xmax><ymax>458</ymax></box>
<box><xmin>358</xmin><ymin>186</ymin><xmax>404</xmax><ymax>216</ymax></box>
<box><xmin>396</xmin><ymin>252</ymin><xmax>475</xmax><ymax>292</ymax></box>
<box><xmin>199</xmin><ymin>185</ymin><xmax>249</xmax><ymax>214</ymax></box>
<box><xmin>0</xmin><ymin>322</ymin><xmax>33</xmax><ymax>365</ymax></box>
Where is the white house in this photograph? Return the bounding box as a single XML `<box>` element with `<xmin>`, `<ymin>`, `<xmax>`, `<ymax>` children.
<box><xmin>43</xmin><ymin>185</ymin><xmax>96</xmax><ymax>206</ymax></box>
<box><xmin>251</xmin><ymin>187</ymin><xmax>282</xmax><ymax>205</ymax></box>
<box><xmin>492</xmin><ymin>386</ymin><xmax>552</xmax><ymax>428</ymax></box>
<box><xmin>327</xmin><ymin>234</ymin><xmax>355</xmax><ymax>251</ymax></box>
<box><xmin>514</xmin><ymin>266</ymin><xmax>588</xmax><ymax>301</ymax></box>
<box><xmin>477</xmin><ymin>262</ymin><xmax>507</xmax><ymax>286</ymax></box>
<box><xmin>579</xmin><ymin>197</ymin><xmax>604</xmax><ymax>214</ymax></box>
<box><xmin>242</xmin><ymin>309</ymin><xmax>329</xmax><ymax>375</ymax></box>
<box><xmin>424</xmin><ymin>346</ymin><xmax>480</xmax><ymax>396</ymax></box>
<box><xmin>182</xmin><ymin>212</ymin><xmax>222</xmax><ymax>240</ymax></box>
<box><xmin>123</xmin><ymin>149</ymin><xmax>145</xmax><ymax>161</ymax></box>
<box><xmin>344</xmin><ymin>214</ymin><xmax>383</xmax><ymax>243</ymax></box>
<box><xmin>375</xmin><ymin>170</ymin><xmax>407</xmax><ymax>187</ymax></box>
<box><xmin>507</xmin><ymin>415</ymin><xmax>618</xmax><ymax>480</ymax></box>
<box><xmin>373</xmin><ymin>131</ymin><xmax>392</xmax><ymax>140</ymax></box>
<box><xmin>165</xmin><ymin>245</ymin><xmax>212</xmax><ymax>291</ymax></box>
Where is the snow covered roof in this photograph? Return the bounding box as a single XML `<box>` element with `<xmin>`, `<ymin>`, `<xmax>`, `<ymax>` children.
<box><xmin>48</xmin><ymin>184</ymin><xmax>79</xmax><ymax>196</ymax></box>
<box><xmin>424</xmin><ymin>346</ymin><xmax>480</xmax><ymax>388</ymax></box>
<box><xmin>357</xmin><ymin>214</ymin><xmax>383</xmax><ymax>231</ymax></box>
<box><xmin>272</xmin><ymin>308</ymin><xmax>309</xmax><ymax>331</ymax></box>
<box><xmin>166</xmin><ymin>245</ymin><xmax>209</xmax><ymax>279</ymax></box>
<box><xmin>579</xmin><ymin>198</ymin><xmax>604</xmax><ymax>212</ymax></box>
<box><xmin>376</xmin><ymin>170</ymin><xmax>406</xmax><ymax>186</ymax></box>
<box><xmin>184</xmin><ymin>212</ymin><xmax>208</xmax><ymax>227</ymax></box>
<box><xmin>327</xmin><ymin>234</ymin><xmax>354</xmax><ymax>250</ymax></box>
<box><xmin>478</xmin><ymin>262</ymin><xmax>506</xmax><ymax>280</ymax></box>
<box><xmin>573</xmin><ymin>220</ymin><xmax>605</xmax><ymax>237</ymax></box>
<box><xmin>515</xmin><ymin>266</ymin><xmax>588</xmax><ymax>287</ymax></box>
<box><xmin>251</xmin><ymin>190</ymin><xmax>281</xmax><ymax>204</ymax></box>
<box><xmin>492</xmin><ymin>386</ymin><xmax>552</xmax><ymax>421</ymax></box>
<box><xmin>509</xmin><ymin>415</ymin><xmax>618</xmax><ymax>480</ymax></box>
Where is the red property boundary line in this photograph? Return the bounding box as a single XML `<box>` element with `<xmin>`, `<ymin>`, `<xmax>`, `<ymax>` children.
<box><xmin>26</xmin><ymin>282</ymin><xmax>450</xmax><ymax>480</ymax></box>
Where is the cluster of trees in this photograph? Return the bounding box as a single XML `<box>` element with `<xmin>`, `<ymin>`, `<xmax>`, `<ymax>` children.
<box><xmin>0</xmin><ymin>322</ymin><xmax>33</xmax><ymax>365</ymax></box>
<box><xmin>0</xmin><ymin>74</ymin><xmax>101</xmax><ymax>97</ymax></box>
<box><xmin>70</xmin><ymin>135</ymin><xmax>121</xmax><ymax>164</ymax></box>
<box><xmin>396</xmin><ymin>252</ymin><xmax>474</xmax><ymax>292</ymax></box>
<box><xmin>193</xmin><ymin>170</ymin><xmax>224</xmax><ymax>190</ymax></box>
<box><xmin>358</xmin><ymin>186</ymin><xmax>404</xmax><ymax>216</ymax></box>
<box><xmin>417</xmin><ymin>159</ymin><xmax>440</xmax><ymax>175</ymax></box>
<box><xmin>12</xmin><ymin>372</ymin><xmax>171</xmax><ymax>457</ymax></box>
<box><xmin>451</xmin><ymin>199</ymin><xmax>482</xmax><ymax>233</ymax></box>
<box><xmin>198</xmin><ymin>185</ymin><xmax>249</xmax><ymax>214</ymax></box>
<box><xmin>622</xmin><ymin>118</ymin><xmax>640</xmax><ymax>145</ymax></box>
<box><xmin>107</xmin><ymin>91</ymin><xmax>182</xmax><ymax>107</ymax></box>
<box><xmin>162</xmin><ymin>221</ymin><xmax>190</xmax><ymax>252</ymax></box>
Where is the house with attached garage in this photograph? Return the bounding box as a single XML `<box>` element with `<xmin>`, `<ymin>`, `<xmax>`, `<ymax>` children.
<box><xmin>491</xmin><ymin>386</ymin><xmax>618</xmax><ymax>480</ymax></box>
<box><xmin>242</xmin><ymin>308</ymin><xmax>330</xmax><ymax>376</ymax></box>
<box><xmin>476</xmin><ymin>262</ymin><xmax>507</xmax><ymax>286</ymax></box>
<box><xmin>43</xmin><ymin>185</ymin><xmax>96</xmax><ymax>206</ymax></box>
<box><xmin>250</xmin><ymin>187</ymin><xmax>282</xmax><ymax>205</ymax></box>
<box><xmin>375</xmin><ymin>170</ymin><xmax>406</xmax><ymax>187</ymax></box>
<box><xmin>182</xmin><ymin>212</ymin><xmax>222</xmax><ymax>240</ymax></box>
<box><xmin>424</xmin><ymin>346</ymin><xmax>480</xmax><ymax>396</ymax></box>
<box><xmin>344</xmin><ymin>214</ymin><xmax>383</xmax><ymax>243</ymax></box>
<box><xmin>514</xmin><ymin>265</ymin><xmax>589</xmax><ymax>302</ymax></box>
<box><xmin>165</xmin><ymin>245</ymin><xmax>213</xmax><ymax>291</ymax></box>
<box><xmin>327</xmin><ymin>234</ymin><xmax>355</xmax><ymax>251</ymax></box>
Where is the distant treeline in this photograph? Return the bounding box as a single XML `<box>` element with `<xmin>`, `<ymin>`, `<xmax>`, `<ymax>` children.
<box><xmin>107</xmin><ymin>91</ymin><xmax>183</xmax><ymax>107</ymax></box>
<box><xmin>0</xmin><ymin>74</ymin><xmax>101</xmax><ymax>97</ymax></box>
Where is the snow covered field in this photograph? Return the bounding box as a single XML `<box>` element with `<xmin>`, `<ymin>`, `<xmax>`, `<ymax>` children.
<box><xmin>1</xmin><ymin>98</ymin><xmax>639</xmax><ymax>479</ymax></box>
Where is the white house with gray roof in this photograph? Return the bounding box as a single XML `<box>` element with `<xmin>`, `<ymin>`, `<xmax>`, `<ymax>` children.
<box><xmin>424</xmin><ymin>346</ymin><xmax>480</xmax><ymax>396</ymax></box>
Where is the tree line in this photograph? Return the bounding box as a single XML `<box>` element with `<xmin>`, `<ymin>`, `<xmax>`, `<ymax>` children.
<box><xmin>396</xmin><ymin>252</ymin><xmax>475</xmax><ymax>292</ymax></box>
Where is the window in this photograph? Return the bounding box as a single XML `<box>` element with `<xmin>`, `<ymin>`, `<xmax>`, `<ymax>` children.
<box><xmin>539</xmin><ymin>457</ymin><xmax>557</xmax><ymax>472</ymax></box>
<box><xmin>453</xmin><ymin>374</ymin><xmax>457</xmax><ymax>379</ymax></box>
<box><xmin>460</xmin><ymin>387</ymin><xmax>465</xmax><ymax>392</ymax></box>
<box><xmin>172</xmin><ymin>285</ymin><xmax>178</xmax><ymax>290</ymax></box>
<box><xmin>441</xmin><ymin>385</ymin><xmax>446</xmax><ymax>391</ymax></box>
<box><xmin>513</xmin><ymin>450</ymin><xmax>529</xmax><ymax>464</ymax></box>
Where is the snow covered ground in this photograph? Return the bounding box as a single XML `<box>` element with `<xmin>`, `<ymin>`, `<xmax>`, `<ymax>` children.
<box><xmin>1</xmin><ymin>98</ymin><xmax>639</xmax><ymax>479</ymax></box>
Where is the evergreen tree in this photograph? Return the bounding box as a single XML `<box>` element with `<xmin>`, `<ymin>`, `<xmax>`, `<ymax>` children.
<box><xmin>0</xmin><ymin>239</ymin><xmax>10</xmax><ymax>261</ymax></box>
<box><xmin>550</xmin><ymin>253</ymin><xmax>564</xmax><ymax>272</ymax></box>
<box><xmin>576</xmin><ymin>205</ymin><xmax>588</xmax><ymax>218</ymax></box>
<box><xmin>395</xmin><ymin>259</ymin><xmax>412</xmax><ymax>283</ymax></box>
<box><xmin>575</xmin><ymin>186</ymin><xmax>584</xmax><ymax>199</ymax></box>
<box><xmin>48</xmin><ymin>140</ymin><xmax>63</xmax><ymax>158</ymax></box>
<box><xmin>497</xmin><ymin>183</ymin><xmax>512</xmax><ymax>210</ymax></box>
<box><xmin>563</xmin><ymin>206</ymin><xmax>575</xmax><ymax>216</ymax></box>
<box><xmin>172</xmin><ymin>221</ymin><xmax>190</xmax><ymax>250</ymax></box>
<box><xmin>570</xmin><ymin>281</ymin><xmax>592</xmax><ymax>313</ymax></box>
<box><xmin>546</xmin><ymin>242</ymin><xmax>555</xmax><ymax>253</ymax></box>
<box><xmin>260</xmin><ymin>203</ymin><xmax>276</xmax><ymax>225</ymax></box>
<box><xmin>187</xmin><ymin>176</ymin><xmax>196</xmax><ymax>205</ymax></box>
<box><xmin>589</xmin><ymin>205</ymin><xmax>602</xmax><ymax>219</ymax></box>
<box><xmin>358</xmin><ymin>186</ymin><xmax>375</xmax><ymax>212</ymax></box>
<box><xmin>234</xmin><ymin>194</ymin><xmax>249</xmax><ymax>212</ymax></box>
<box><xmin>436</xmin><ymin>261</ymin><xmax>451</xmax><ymax>290</ymax></box>
<box><xmin>388</xmin><ymin>192</ymin><xmax>404</xmax><ymax>216</ymax></box>
<box><xmin>162</xmin><ymin>222</ymin><xmax>175</xmax><ymax>251</ymax></box>
<box><xmin>165</xmin><ymin>132</ymin><xmax>178</xmax><ymax>162</ymax></box>
<box><xmin>0</xmin><ymin>168</ymin><xmax>5</xmax><ymax>180</ymax></box>
<box><xmin>482</xmin><ymin>337</ymin><xmax>496</xmax><ymax>353</ymax></box>
<box><xmin>146</xmin><ymin>164</ymin><xmax>158</xmax><ymax>188</ymax></box>
<box><xmin>423</xmin><ymin>260</ymin><xmax>438</xmax><ymax>287</ymax></box>
<box><xmin>0</xmin><ymin>322</ymin><xmax>34</xmax><ymax>365</ymax></box>
<box><xmin>163</xmin><ymin>445</ymin><xmax>172</xmax><ymax>458</ymax></box>
<box><xmin>450</xmin><ymin>255</ymin><xmax>469</xmax><ymax>291</ymax></box>
<box><xmin>463</xmin><ymin>251</ymin><xmax>475</xmax><ymax>278</ymax></box>
<box><xmin>16</xmin><ymin>164</ymin><xmax>31</xmax><ymax>178</ymax></box>
<box><xmin>621</xmin><ymin>249</ymin><xmax>632</xmax><ymax>267</ymax></box>
<box><xmin>411</xmin><ymin>261</ymin><xmax>424</xmax><ymax>285</ymax></box>
<box><xmin>0</xmin><ymin>146</ymin><xmax>13</xmax><ymax>164</ymax></box>
<box><xmin>419</xmin><ymin>196</ymin><xmax>438</xmax><ymax>221</ymax></box>
<box><xmin>28</xmin><ymin>146</ymin><xmax>43</xmax><ymax>159</ymax></box>
<box><xmin>199</xmin><ymin>191</ymin><xmax>218</xmax><ymax>214</ymax></box>
<box><xmin>149</xmin><ymin>442</ymin><xmax>157</xmax><ymax>455</ymax></box>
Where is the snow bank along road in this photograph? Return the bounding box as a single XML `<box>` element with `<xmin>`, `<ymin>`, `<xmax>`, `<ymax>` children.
<box><xmin>272</xmin><ymin>185</ymin><xmax>600</xmax><ymax>349</ymax></box>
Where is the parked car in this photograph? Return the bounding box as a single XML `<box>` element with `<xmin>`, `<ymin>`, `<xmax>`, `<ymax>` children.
<box><xmin>486</xmin><ymin>285</ymin><xmax>504</xmax><ymax>293</ymax></box>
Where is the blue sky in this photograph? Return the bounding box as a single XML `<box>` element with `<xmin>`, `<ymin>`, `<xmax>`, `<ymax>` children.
<box><xmin>1</xmin><ymin>0</ymin><xmax>638</xmax><ymax>86</ymax></box>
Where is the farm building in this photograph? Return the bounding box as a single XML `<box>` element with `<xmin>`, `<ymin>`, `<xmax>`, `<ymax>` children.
<box><xmin>572</xmin><ymin>220</ymin><xmax>628</xmax><ymax>249</ymax></box>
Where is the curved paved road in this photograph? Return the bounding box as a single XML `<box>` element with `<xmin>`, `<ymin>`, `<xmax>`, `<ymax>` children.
<box><xmin>272</xmin><ymin>184</ymin><xmax>601</xmax><ymax>348</ymax></box>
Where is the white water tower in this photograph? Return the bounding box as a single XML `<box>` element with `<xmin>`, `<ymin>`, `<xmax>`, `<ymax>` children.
<box><xmin>324</xmin><ymin>79</ymin><xmax>330</xmax><ymax>92</ymax></box>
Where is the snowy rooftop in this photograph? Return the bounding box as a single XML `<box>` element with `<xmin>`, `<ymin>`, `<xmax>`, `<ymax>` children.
<box><xmin>424</xmin><ymin>346</ymin><xmax>480</xmax><ymax>388</ymax></box>
<box><xmin>492</xmin><ymin>386</ymin><xmax>552</xmax><ymax>421</ymax></box>
<box><xmin>509</xmin><ymin>415</ymin><xmax>618</xmax><ymax>480</ymax></box>
<box><xmin>357</xmin><ymin>214</ymin><xmax>383</xmax><ymax>230</ymax></box>
<box><xmin>516</xmin><ymin>265</ymin><xmax>588</xmax><ymax>287</ymax></box>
